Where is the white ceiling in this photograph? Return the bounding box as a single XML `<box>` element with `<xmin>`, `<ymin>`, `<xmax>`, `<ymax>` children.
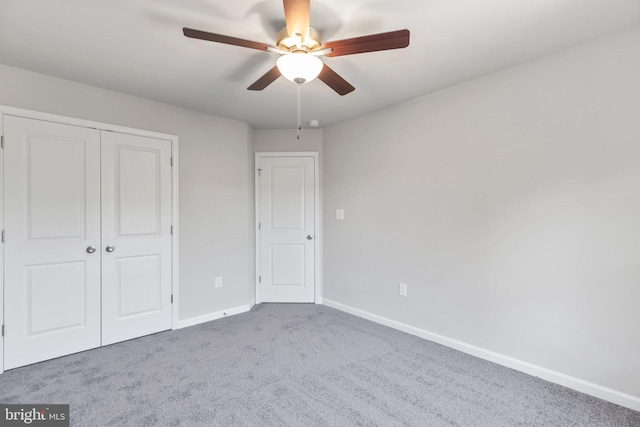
<box><xmin>1</xmin><ymin>0</ymin><xmax>639</xmax><ymax>129</ymax></box>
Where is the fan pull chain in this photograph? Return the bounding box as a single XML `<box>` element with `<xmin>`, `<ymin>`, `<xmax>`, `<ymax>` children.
<box><xmin>296</xmin><ymin>82</ymin><xmax>302</xmax><ymax>140</ymax></box>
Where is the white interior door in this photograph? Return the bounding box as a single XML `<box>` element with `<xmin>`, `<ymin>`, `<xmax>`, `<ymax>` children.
<box><xmin>257</xmin><ymin>155</ymin><xmax>316</xmax><ymax>303</ymax></box>
<box><xmin>100</xmin><ymin>131</ymin><xmax>173</xmax><ymax>345</ymax></box>
<box><xmin>3</xmin><ymin>116</ymin><xmax>102</xmax><ymax>369</ymax></box>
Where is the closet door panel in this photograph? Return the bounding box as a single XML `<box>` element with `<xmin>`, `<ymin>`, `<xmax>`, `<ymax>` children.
<box><xmin>3</xmin><ymin>116</ymin><xmax>101</xmax><ymax>369</ymax></box>
<box><xmin>101</xmin><ymin>131</ymin><xmax>172</xmax><ymax>345</ymax></box>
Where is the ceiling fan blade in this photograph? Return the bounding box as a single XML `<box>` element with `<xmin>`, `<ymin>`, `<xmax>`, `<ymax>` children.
<box><xmin>318</xmin><ymin>64</ymin><xmax>355</xmax><ymax>96</ymax></box>
<box><xmin>183</xmin><ymin>28</ymin><xmax>270</xmax><ymax>51</ymax></box>
<box><xmin>247</xmin><ymin>66</ymin><xmax>282</xmax><ymax>91</ymax></box>
<box><xmin>283</xmin><ymin>0</ymin><xmax>310</xmax><ymax>39</ymax></box>
<box><xmin>324</xmin><ymin>29</ymin><xmax>410</xmax><ymax>57</ymax></box>
<box><xmin>309</xmin><ymin>47</ymin><xmax>333</xmax><ymax>56</ymax></box>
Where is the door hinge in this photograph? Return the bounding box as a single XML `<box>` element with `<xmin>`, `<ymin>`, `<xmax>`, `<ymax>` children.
<box><xmin>258</xmin><ymin>222</ymin><xmax>261</xmax><ymax>230</ymax></box>
<box><xmin>170</xmin><ymin>157</ymin><xmax>174</xmax><ymax>167</ymax></box>
<box><xmin>259</xmin><ymin>276</ymin><xmax>261</xmax><ymax>283</ymax></box>
<box><xmin>1</xmin><ymin>325</ymin><xmax>4</xmax><ymax>337</ymax></box>
<box><xmin>171</xmin><ymin>294</ymin><xmax>174</xmax><ymax>304</ymax></box>
<box><xmin>257</xmin><ymin>168</ymin><xmax>262</xmax><ymax>177</ymax></box>
<box><xmin>170</xmin><ymin>225</ymin><xmax>173</xmax><ymax>235</ymax></box>
<box><xmin>1</xmin><ymin>230</ymin><xmax>4</xmax><ymax>243</ymax></box>
<box><xmin>1</xmin><ymin>135</ymin><xmax>4</xmax><ymax>149</ymax></box>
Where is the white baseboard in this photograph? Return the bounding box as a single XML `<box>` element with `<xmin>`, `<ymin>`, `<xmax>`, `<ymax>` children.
<box><xmin>176</xmin><ymin>303</ymin><xmax>253</xmax><ymax>329</ymax></box>
<box><xmin>322</xmin><ymin>299</ymin><xmax>640</xmax><ymax>413</ymax></box>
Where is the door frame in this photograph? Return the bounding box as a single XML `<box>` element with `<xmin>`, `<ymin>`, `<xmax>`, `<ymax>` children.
<box><xmin>0</xmin><ymin>105</ymin><xmax>180</xmax><ymax>373</ymax></box>
<box><xmin>255</xmin><ymin>152</ymin><xmax>321</xmax><ymax>304</ymax></box>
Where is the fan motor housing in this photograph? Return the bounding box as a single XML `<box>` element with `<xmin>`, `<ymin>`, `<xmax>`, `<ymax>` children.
<box><xmin>276</xmin><ymin>27</ymin><xmax>322</xmax><ymax>51</ymax></box>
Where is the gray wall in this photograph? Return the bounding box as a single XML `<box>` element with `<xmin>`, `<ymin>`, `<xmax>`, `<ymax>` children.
<box><xmin>253</xmin><ymin>128</ymin><xmax>323</xmax><ymax>153</ymax></box>
<box><xmin>0</xmin><ymin>64</ymin><xmax>253</xmax><ymax>321</ymax></box>
<box><xmin>323</xmin><ymin>26</ymin><xmax>640</xmax><ymax>398</ymax></box>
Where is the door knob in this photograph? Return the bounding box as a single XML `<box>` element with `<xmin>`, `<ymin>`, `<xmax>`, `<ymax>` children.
<box><xmin>105</xmin><ymin>245</ymin><xmax>115</xmax><ymax>252</ymax></box>
<box><xmin>307</xmin><ymin>235</ymin><xmax>313</xmax><ymax>240</ymax></box>
<box><xmin>86</xmin><ymin>245</ymin><xmax>96</xmax><ymax>254</ymax></box>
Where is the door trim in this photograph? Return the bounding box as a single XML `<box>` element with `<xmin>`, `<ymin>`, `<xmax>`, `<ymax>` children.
<box><xmin>255</xmin><ymin>152</ymin><xmax>321</xmax><ymax>304</ymax></box>
<box><xmin>0</xmin><ymin>105</ymin><xmax>180</xmax><ymax>373</ymax></box>
<box><xmin>0</xmin><ymin>113</ymin><xmax>4</xmax><ymax>374</ymax></box>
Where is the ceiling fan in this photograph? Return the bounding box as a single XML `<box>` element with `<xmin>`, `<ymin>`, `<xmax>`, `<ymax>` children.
<box><xmin>183</xmin><ymin>0</ymin><xmax>410</xmax><ymax>96</ymax></box>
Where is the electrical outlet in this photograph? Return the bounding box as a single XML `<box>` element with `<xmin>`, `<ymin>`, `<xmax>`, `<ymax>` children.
<box><xmin>215</xmin><ymin>276</ymin><xmax>223</xmax><ymax>288</ymax></box>
<box><xmin>399</xmin><ymin>282</ymin><xmax>407</xmax><ymax>297</ymax></box>
<box><xmin>336</xmin><ymin>209</ymin><xmax>345</xmax><ymax>220</ymax></box>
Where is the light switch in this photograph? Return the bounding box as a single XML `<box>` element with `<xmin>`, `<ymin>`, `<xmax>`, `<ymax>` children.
<box><xmin>336</xmin><ymin>209</ymin><xmax>345</xmax><ymax>220</ymax></box>
<box><xmin>399</xmin><ymin>283</ymin><xmax>407</xmax><ymax>297</ymax></box>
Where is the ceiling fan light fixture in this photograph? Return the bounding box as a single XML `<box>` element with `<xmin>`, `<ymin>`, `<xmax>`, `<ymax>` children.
<box><xmin>276</xmin><ymin>53</ymin><xmax>323</xmax><ymax>84</ymax></box>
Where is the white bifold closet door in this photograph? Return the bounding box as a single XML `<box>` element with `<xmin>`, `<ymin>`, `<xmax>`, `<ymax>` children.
<box><xmin>3</xmin><ymin>116</ymin><xmax>172</xmax><ymax>370</ymax></box>
<box><xmin>4</xmin><ymin>117</ymin><xmax>102</xmax><ymax>369</ymax></box>
<box><xmin>100</xmin><ymin>131</ymin><xmax>172</xmax><ymax>346</ymax></box>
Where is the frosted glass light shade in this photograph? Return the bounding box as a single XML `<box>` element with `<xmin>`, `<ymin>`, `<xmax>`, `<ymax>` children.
<box><xmin>276</xmin><ymin>53</ymin><xmax>323</xmax><ymax>83</ymax></box>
